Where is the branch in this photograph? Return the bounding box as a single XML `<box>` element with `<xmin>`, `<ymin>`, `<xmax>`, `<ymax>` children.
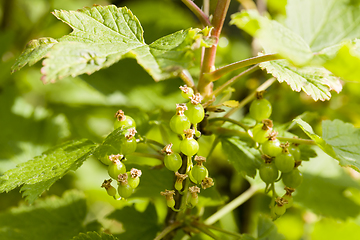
<box><xmin>181</xmin><ymin>0</ymin><xmax>212</xmax><ymax>26</ymax></box>
<box><xmin>198</xmin><ymin>0</ymin><xmax>231</xmax><ymax>98</ymax></box>
<box><xmin>212</xmin><ymin>64</ymin><xmax>260</xmax><ymax>97</ymax></box>
<box><xmin>208</xmin><ymin>117</ymin><xmax>249</xmax><ymax>130</ymax></box>
<box><xmin>154</xmin><ymin>221</ymin><xmax>182</xmax><ymax>240</ymax></box>
<box><xmin>204</xmin><ymin>54</ymin><xmax>280</xmax><ymax>82</ymax></box>
<box><xmin>204</xmin><ymin>185</ymin><xmax>260</xmax><ymax>225</ymax></box>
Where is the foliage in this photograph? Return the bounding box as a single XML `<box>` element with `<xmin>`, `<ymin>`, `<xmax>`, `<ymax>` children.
<box><xmin>1</xmin><ymin>0</ymin><xmax>360</xmax><ymax>239</ymax></box>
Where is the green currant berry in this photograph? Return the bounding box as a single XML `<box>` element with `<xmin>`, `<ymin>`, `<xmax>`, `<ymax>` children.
<box><xmin>180</xmin><ymin>85</ymin><xmax>194</xmax><ymax>99</ymax></box>
<box><xmin>275</xmin><ymin>152</ymin><xmax>295</xmax><ymax>173</ymax></box>
<box><xmin>106</xmin><ymin>186</ymin><xmax>117</xmax><ymax>197</ymax></box>
<box><xmin>99</xmin><ymin>154</ymin><xmax>113</xmax><ymax>165</ymax></box>
<box><xmin>288</xmin><ymin>145</ymin><xmax>301</xmax><ymax>160</ymax></box>
<box><xmin>249</xmin><ymin>98</ymin><xmax>272</xmax><ymax>122</ymax></box>
<box><xmin>114</xmin><ymin>110</ymin><xmax>136</xmax><ymax>129</ymax></box>
<box><xmin>180</xmin><ymin>138</ymin><xmax>199</xmax><ymax>156</ymax></box>
<box><xmin>170</xmin><ymin>114</ymin><xmax>191</xmax><ymax>135</ymax></box>
<box><xmin>108</xmin><ymin>161</ymin><xmax>126</xmax><ymax>179</ymax></box>
<box><xmin>262</xmin><ymin>139</ymin><xmax>282</xmax><ymax>156</ymax></box>
<box><xmin>166</xmin><ymin>198</ymin><xmax>175</xmax><ymax>208</ymax></box>
<box><xmin>191</xmin><ymin>165</ymin><xmax>207</xmax><ymax>183</ymax></box>
<box><xmin>252</xmin><ymin>124</ymin><xmax>270</xmax><ymax>144</ymax></box>
<box><xmin>175</xmin><ymin>181</ymin><xmax>183</xmax><ymax>191</ymax></box>
<box><xmin>259</xmin><ymin>163</ymin><xmax>278</xmax><ymax>184</ymax></box>
<box><xmin>119</xmin><ymin>138</ymin><xmax>137</xmax><ymax>155</ymax></box>
<box><xmin>282</xmin><ymin>195</ymin><xmax>293</xmax><ymax>208</ymax></box>
<box><xmin>186</xmin><ymin>102</ymin><xmax>205</xmax><ymax>124</ymax></box>
<box><xmin>274</xmin><ymin>204</ymin><xmax>286</xmax><ymax>216</ymax></box>
<box><xmin>282</xmin><ymin>168</ymin><xmax>303</xmax><ymax>188</ymax></box>
<box><xmin>164</xmin><ymin>152</ymin><xmax>182</xmax><ymax>172</ymax></box>
<box><xmin>128</xmin><ymin>176</ymin><xmax>140</xmax><ymax>189</ymax></box>
<box><xmin>117</xmin><ymin>183</ymin><xmax>134</xmax><ymax>198</ymax></box>
<box><xmin>190</xmin><ymin>196</ymin><xmax>198</xmax><ymax>207</ymax></box>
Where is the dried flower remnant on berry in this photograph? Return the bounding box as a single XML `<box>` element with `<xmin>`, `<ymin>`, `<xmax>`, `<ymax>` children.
<box><xmin>261</xmin><ymin>119</ymin><xmax>273</xmax><ymax>130</ymax></box>
<box><xmin>180</xmin><ymin>85</ymin><xmax>193</xmax><ymax>95</ymax></box>
<box><xmin>201</xmin><ymin>177</ymin><xmax>214</xmax><ymax>189</ymax></box>
<box><xmin>118</xmin><ymin>173</ymin><xmax>128</xmax><ymax>185</ymax></box>
<box><xmin>284</xmin><ymin>187</ymin><xmax>295</xmax><ymax>196</ymax></box>
<box><xmin>162</xmin><ymin>143</ymin><xmax>174</xmax><ymax>155</ymax></box>
<box><xmin>115</xmin><ymin>109</ymin><xmax>126</xmax><ymax>121</ymax></box>
<box><xmin>190</xmin><ymin>93</ymin><xmax>203</xmax><ymax>105</ymax></box>
<box><xmin>101</xmin><ymin>179</ymin><xmax>113</xmax><ymax>190</ymax></box>
<box><xmin>125</xmin><ymin>127</ymin><xmax>137</xmax><ymax>139</ymax></box>
<box><xmin>109</xmin><ymin>154</ymin><xmax>124</xmax><ymax>163</ymax></box>
<box><xmin>189</xmin><ymin>186</ymin><xmax>200</xmax><ymax>198</ymax></box>
<box><xmin>276</xmin><ymin>197</ymin><xmax>288</xmax><ymax>206</ymax></box>
<box><xmin>130</xmin><ymin>168</ymin><xmax>142</xmax><ymax>178</ymax></box>
<box><xmin>160</xmin><ymin>189</ymin><xmax>175</xmax><ymax>200</ymax></box>
<box><xmin>175</xmin><ymin>172</ymin><xmax>188</xmax><ymax>183</ymax></box>
<box><xmin>194</xmin><ymin>155</ymin><xmax>206</xmax><ymax>165</ymax></box>
<box><xmin>184</xmin><ymin>129</ymin><xmax>195</xmax><ymax>139</ymax></box>
<box><xmin>175</xmin><ymin>103</ymin><xmax>188</xmax><ymax>116</ymax></box>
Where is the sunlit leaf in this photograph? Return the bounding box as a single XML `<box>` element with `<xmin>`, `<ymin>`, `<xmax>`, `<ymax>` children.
<box><xmin>0</xmin><ymin>139</ymin><xmax>95</xmax><ymax>203</ymax></box>
<box><xmin>294</xmin><ymin>118</ymin><xmax>360</xmax><ymax>171</ymax></box>
<box><xmin>11</xmin><ymin>5</ymin><xmax>213</xmax><ymax>83</ymax></box>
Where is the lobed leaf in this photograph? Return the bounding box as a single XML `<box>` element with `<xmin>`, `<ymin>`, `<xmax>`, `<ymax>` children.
<box><xmin>260</xmin><ymin>59</ymin><xmax>342</xmax><ymax>101</ymax></box>
<box><xmin>0</xmin><ymin>139</ymin><xmax>95</xmax><ymax>203</ymax></box>
<box><xmin>294</xmin><ymin>118</ymin><xmax>360</xmax><ymax>171</ymax></box>
<box><xmin>11</xmin><ymin>5</ymin><xmax>213</xmax><ymax>83</ymax></box>
<box><xmin>231</xmin><ymin>10</ymin><xmax>313</xmax><ymax>66</ymax></box>
<box><xmin>286</xmin><ymin>0</ymin><xmax>360</xmax><ymax>52</ymax></box>
<box><xmin>0</xmin><ymin>190</ymin><xmax>89</xmax><ymax>240</ymax></box>
<box><xmin>221</xmin><ymin>137</ymin><xmax>262</xmax><ymax>178</ymax></box>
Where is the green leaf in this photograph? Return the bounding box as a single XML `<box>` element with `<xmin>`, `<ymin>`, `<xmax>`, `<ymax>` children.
<box><xmin>107</xmin><ymin>203</ymin><xmax>161</xmax><ymax>240</ymax></box>
<box><xmin>260</xmin><ymin>59</ymin><xmax>342</xmax><ymax>101</ymax></box>
<box><xmin>231</xmin><ymin>10</ymin><xmax>313</xmax><ymax>65</ymax></box>
<box><xmin>285</xmin><ymin>0</ymin><xmax>360</xmax><ymax>52</ymax></box>
<box><xmin>12</xmin><ymin>5</ymin><xmax>212</xmax><ymax>83</ymax></box>
<box><xmin>295</xmin><ymin>172</ymin><xmax>360</xmax><ymax>219</ymax></box>
<box><xmin>299</xmin><ymin>145</ymin><xmax>317</xmax><ymax>161</ymax></box>
<box><xmin>131</xmin><ymin>166</ymin><xmax>173</xmax><ymax>199</ymax></box>
<box><xmin>294</xmin><ymin>118</ymin><xmax>360</xmax><ymax>171</ymax></box>
<box><xmin>0</xmin><ymin>190</ymin><xmax>89</xmax><ymax>240</ymax></box>
<box><xmin>221</xmin><ymin>137</ymin><xmax>262</xmax><ymax>178</ymax></box>
<box><xmin>0</xmin><ymin>139</ymin><xmax>95</xmax><ymax>203</ymax></box>
<box><xmin>11</xmin><ymin>37</ymin><xmax>58</xmax><ymax>72</ymax></box>
<box><xmin>323</xmin><ymin>42</ymin><xmax>360</xmax><ymax>82</ymax></box>
<box><xmin>311</xmin><ymin>218</ymin><xmax>360</xmax><ymax>239</ymax></box>
<box><xmin>257</xmin><ymin>215</ymin><xmax>285</xmax><ymax>240</ymax></box>
<box><xmin>72</xmin><ymin>232</ymin><xmax>118</xmax><ymax>240</ymax></box>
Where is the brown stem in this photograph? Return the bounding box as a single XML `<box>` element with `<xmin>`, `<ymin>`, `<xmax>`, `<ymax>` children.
<box><xmin>181</xmin><ymin>0</ymin><xmax>212</xmax><ymax>26</ymax></box>
<box><xmin>198</xmin><ymin>0</ymin><xmax>231</xmax><ymax>99</ymax></box>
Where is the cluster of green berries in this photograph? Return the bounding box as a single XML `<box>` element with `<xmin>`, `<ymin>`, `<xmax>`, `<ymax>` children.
<box><xmin>99</xmin><ymin>110</ymin><xmax>142</xmax><ymax>199</ymax></box>
<box><xmin>161</xmin><ymin>86</ymin><xmax>214</xmax><ymax>210</ymax></box>
<box><xmin>249</xmin><ymin>92</ymin><xmax>303</xmax><ymax>217</ymax></box>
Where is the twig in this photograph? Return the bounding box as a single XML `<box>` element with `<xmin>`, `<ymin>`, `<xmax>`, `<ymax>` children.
<box><xmin>181</xmin><ymin>0</ymin><xmax>212</xmax><ymax>26</ymax></box>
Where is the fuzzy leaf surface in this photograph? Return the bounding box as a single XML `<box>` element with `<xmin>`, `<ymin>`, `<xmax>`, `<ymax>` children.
<box><xmin>0</xmin><ymin>139</ymin><xmax>95</xmax><ymax>203</ymax></box>
<box><xmin>294</xmin><ymin>118</ymin><xmax>360</xmax><ymax>171</ymax></box>
<box><xmin>0</xmin><ymin>191</ymin><xmax>88</xmax><ymax>240</ymax></box>
<box><xmin>11</xmin><ymin>5</ymin><xmax>212</xmax><ymax>83</ymax></box>
<box><xmin>260</xmin><ymin>59</ymin><xmax>342</xmax><ymax>101</ymax></box>
<box><xmin>231</xmin><ymin>10</ymin><xmax>312</xmax><ymax>65</ymax></box>
<box><xmin>286</xmin><ymin>0</ymin><xmax>360</xmax><ymax>52</ymax></box>
<box><xmin>221</xmin><ymin>137</ymin><xmax>262</xmax><ymax>178</ymax></box>
<box><xmin>72</xmin><ymin>232</ymin><xmax>118</xmax><ymax>240</ymax></box>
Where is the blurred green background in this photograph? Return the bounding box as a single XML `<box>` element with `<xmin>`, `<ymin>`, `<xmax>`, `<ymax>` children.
<box><xmin>1</xmin><ymin>0</ymin><xmax>360</xmax><ymax>239</ymax></box>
